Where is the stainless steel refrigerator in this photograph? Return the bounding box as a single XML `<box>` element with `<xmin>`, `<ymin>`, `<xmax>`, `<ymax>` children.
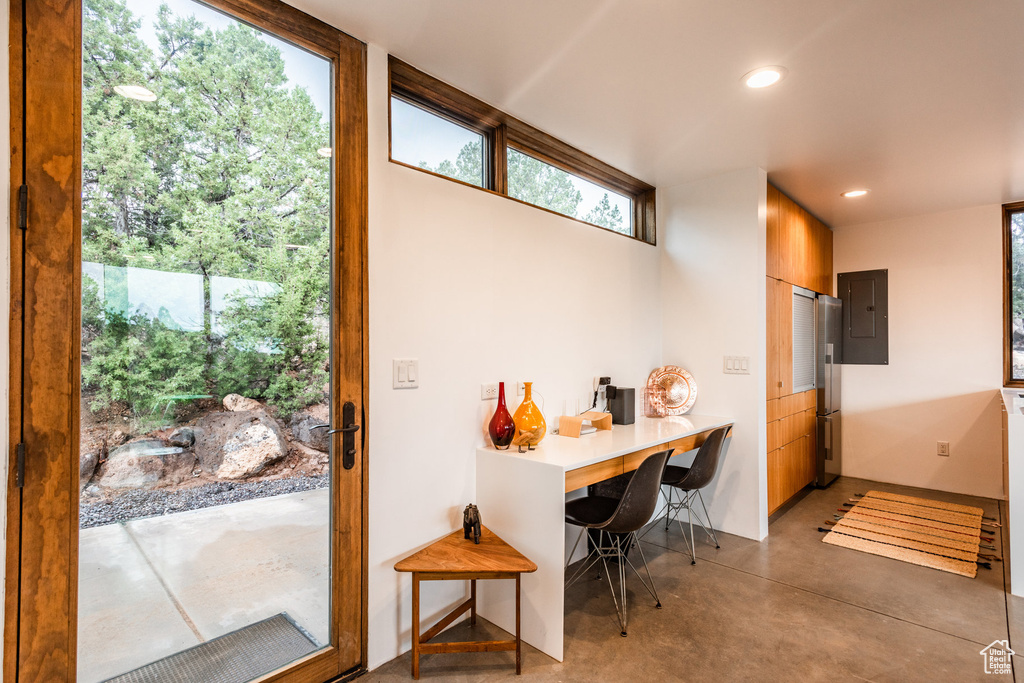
<box><xmin>816</xmin><ymin>295</ymin><xmax>842</xmax><ymax>487</ymax></box>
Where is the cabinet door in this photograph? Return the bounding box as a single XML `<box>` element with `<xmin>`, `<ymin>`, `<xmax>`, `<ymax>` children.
<box><xmin>820</xmin><ymin>222</ymin><xmax>834</xmax><ymax>296</ymax></box>
<box><xmin>767</xmin><ymin>184</ymin><xmax>782</xmax><ymax>280</ymax></box>
<box><xmin>767</xmin><ymin>278</ymin><xmax>793</xmax><ymax>399</ymax></box>
<box><xmin>767</xmin><ymin>277</ymin><xmax>780</xmax><ymax>399</ymax></box>
<box><xmin>767</xmin><ymin>447</ymin><xmax>784</xmax><ymax>513</ymax></box>
<box><xmin>777</xmin><ymin>194</ymin><xmax>797</xmax><ymax>285</ymax></box>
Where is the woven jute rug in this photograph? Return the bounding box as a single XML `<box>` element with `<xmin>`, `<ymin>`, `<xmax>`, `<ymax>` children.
<box><xmin>822</xmin><ymin>490</ymin><xmax>986</xmax><ymax>578</ymax></box>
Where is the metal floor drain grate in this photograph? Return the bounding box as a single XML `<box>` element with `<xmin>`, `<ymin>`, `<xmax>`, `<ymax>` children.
<box><xmin>103</xmin><ymin>613</ymin><xmax>320</xmax><ymax>683</ymax></box>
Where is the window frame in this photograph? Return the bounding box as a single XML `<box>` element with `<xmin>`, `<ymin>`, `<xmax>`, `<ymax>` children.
<box><xmin>1005</xmin><ymin>201</ymin><xmax>1024</xmax><ymax>386</ymax></box>
<box><xmin>388</xmin><ymin>56</ymin><xmax>657</xmax><ymax>244</ymax></box>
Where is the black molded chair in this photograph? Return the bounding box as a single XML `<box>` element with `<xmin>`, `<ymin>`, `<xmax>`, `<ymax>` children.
<box><xmin>564</xmin><ymin>448</ymin><xmax>673</xmax><ymax>636</ymax></box>
<box><xmin>658</xmin><ymin>426</ymin><xmax>730</xmax><ymax>564</ymax></box>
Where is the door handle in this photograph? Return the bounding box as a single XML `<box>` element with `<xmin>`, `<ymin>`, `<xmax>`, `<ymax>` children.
<box><xmin>310</xmin><ymin>402</ymin><xmax>360</xmax><ymax>470</ymax></box>
<box><xmin>312</xmin><ymin>425</ymin><xmax>359</xmax><ymax>436</ymax></box>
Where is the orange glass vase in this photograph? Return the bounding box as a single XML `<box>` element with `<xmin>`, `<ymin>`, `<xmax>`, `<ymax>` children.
<box><xmin>512</xmin><ymin>381</ymin><xmax>546</xmax><ymax>452</ymax></box>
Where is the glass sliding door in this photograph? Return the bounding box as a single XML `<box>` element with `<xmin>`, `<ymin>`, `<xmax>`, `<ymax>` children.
<box><xmin>7</xmin><ymin>0</ymin><xmax>366</xmax><ymax>681</ymax></box>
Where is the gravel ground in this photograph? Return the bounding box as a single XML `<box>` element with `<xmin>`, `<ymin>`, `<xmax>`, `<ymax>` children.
<box><xmin>79</xmin><ymin>474</ymin><xmax>329</xmax><ymax>529</ymax></box>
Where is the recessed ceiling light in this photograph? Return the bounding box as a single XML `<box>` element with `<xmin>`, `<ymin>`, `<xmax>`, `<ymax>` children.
<box><xmin>743</xmin><ymin>66</ymin><xmax>787</xmax><ymax>89</ymax></box>
<box><xmin>317</xmin><ymin>147</ymin><xmax>332</xmax><ymax>158</ymax></box>
<box><xmin>841</xmin><ymin>189</ymin><xmax>869</xmax><ymax>198</ymax></box>
<box><xmin>113</xmin><ymin>84</ymin><xmax>156</xmax><ymax>102</ymax></box>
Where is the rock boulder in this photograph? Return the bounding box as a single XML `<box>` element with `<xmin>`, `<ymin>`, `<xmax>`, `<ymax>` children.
<box><xmin>290</xmin><ymin>403</ymin><xmax>331</xmax><ymax>452</ymax></box>
<box><xmin>194</xmin><ymin>410</ymin><xmax>286</xmax><ymax>479</ymax></box>
<box><xmin>168</xmin><ymin>426</ymin><xmax>196</xmax><ymax>448</ymax></box>
<box><xmin>80</xmin><ymin>450</ymin><xmax>99</xmax><ymax>490</ymax></box>
<box><xmin>97</xmin><ymin>439</ymin><xmax>169</xmax><ymax>489</ymax></box>
<box><xmin>223</xmin><ymin>394</ymin><xmax>263</xmax><ymax>412</ymax></box>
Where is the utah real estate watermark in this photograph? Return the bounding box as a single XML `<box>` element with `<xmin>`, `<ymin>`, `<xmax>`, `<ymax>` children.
<box><xmin>980</xmin><ymin>640</ymin><xmax>1014</xmax><ymax>675</ymax></box>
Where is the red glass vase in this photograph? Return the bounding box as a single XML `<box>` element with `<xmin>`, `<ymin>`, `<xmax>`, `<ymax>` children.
<box><xmin>488</xmin><ymin>382</ymin><xmax>516</xmax><ymax>450</ymax></box>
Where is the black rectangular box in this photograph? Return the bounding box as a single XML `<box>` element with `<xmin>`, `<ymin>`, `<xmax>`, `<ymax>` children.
<box><xmin>609</xmin><ymin>387</ymin><xmax>635</xmax><ymax>425</ymax></box>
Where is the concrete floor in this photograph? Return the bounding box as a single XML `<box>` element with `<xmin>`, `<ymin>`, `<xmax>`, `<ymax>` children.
<box><xmin>369</xmin><ymin>477</ymin><xmax>1019</xmax><ymax>682</ymax></box>
<box><xmin>78</xmin><ymin>489</ymin><xmax>330</xmax><ymax>683</ymax></box>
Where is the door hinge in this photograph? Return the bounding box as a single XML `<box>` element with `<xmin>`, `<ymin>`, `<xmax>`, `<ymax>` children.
<box><xmin>16</xmin><ymin>442</ymin><xmax>25</xmax><ymax>488</ymax></box>
<box><xmin>17</xmin><ymin>184</ymin><xmax>27</xmax><ymax>230</ymax></box>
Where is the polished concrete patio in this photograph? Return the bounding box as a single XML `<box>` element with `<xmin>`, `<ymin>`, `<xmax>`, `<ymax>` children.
<box><xmin>78</xmin><ymin>489</ymin><xmax>329</xmax><ymax>683</ymax></box>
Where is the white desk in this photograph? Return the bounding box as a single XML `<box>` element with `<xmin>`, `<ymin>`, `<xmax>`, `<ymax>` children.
<box><xmin>475</xmin><ymin>414</ymin><xmax>733</xmax><ymax>661</ymax></box>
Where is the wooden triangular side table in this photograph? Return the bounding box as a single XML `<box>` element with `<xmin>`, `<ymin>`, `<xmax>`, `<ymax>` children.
<box><xmin>395</xmin><ymin>525</ymin><xmax>537</xmax><ymax>678</ymax></box>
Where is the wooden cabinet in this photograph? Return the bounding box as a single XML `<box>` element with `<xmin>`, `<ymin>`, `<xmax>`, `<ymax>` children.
<box><xmin>766</xmin><ymin>390</ymin><xmax>816</xmax><ymax>514</ymax></box>
<box><xmin>766</xmin><ymin>184</ymin><xmax>833</xmax><ymax>296</ymax></box>
<box><xmin>766</xmin><ymin>277</ymin><xmax>792</xmax><ymax>400</ymax></box>
<box><xmin>765</xmin><ymin>183</ymin><xmax>832</xmax><ymax>514</ymax></box>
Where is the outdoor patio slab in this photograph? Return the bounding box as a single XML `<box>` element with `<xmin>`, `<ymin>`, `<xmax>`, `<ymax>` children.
<box><xmin>125</xmin><ymin>488</ymin><xmax>331</xmax><ymax>645</ymax></box>
<box><xmin>78</xmin><ymin>523</ymin><xmax>201</xmax><ymax>683</ymax></box>
<box><xmin>77</xmin><ymin>489</ymin><xmax>331</xmax><ymax>682</ymax></box>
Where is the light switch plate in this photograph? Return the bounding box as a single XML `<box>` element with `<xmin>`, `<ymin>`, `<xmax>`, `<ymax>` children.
<box><xmin>393</xmin><ymin>359</ymin><xmax>419</xmax><ymax>389</ymax></box>
<box><xmin>723</xmin><ymin>356</ymin><xmax>750</xmax><ymax>375</ymax></box>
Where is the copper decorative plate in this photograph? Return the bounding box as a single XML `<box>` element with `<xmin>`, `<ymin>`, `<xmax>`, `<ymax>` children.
<box><xmin>646</xmin><ymin>366</ymin><xmax>698</xmax><ymax>416</ymax></box>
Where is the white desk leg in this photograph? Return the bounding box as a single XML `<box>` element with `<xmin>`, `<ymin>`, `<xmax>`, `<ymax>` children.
<box><xmin>476</xmin><ymin>454</ymin><xmax>566</xmax><ymax>662</ymax></box>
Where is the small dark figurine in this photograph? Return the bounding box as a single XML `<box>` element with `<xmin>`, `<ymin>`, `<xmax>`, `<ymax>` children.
<box><xmin>463</xmin><ymin>504</ymin><xmax>482</xmax><ymax>544</ymax></box>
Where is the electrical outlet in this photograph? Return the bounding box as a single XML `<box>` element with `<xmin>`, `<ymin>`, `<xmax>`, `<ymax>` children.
<box><xmin>937</xmin><ymin>441</ymin><xmax>950</xmax><ymax>457</ymax></box>
<box><xmin>481</xmin><ymin>382</ymin><xmax>499</xmax><ymax>400</ymax></box>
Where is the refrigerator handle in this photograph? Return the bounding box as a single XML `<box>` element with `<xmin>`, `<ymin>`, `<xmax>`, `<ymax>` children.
<box><xmin>823</xmin><ymin>416</ymin><xmax>832</xmax><ymax>460</ymax></box>
<box><xmin>823</xmin><ymin>343</ymin><xmax>833</xmax><ymax>411</ymax></box>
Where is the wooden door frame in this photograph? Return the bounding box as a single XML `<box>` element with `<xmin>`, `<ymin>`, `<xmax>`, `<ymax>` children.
<box><xmin>3</xmin><ymin>0</ymin><xmax>369</xmax><ymax>680</ymax></box>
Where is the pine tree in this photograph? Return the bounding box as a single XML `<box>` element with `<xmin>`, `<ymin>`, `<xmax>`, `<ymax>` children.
<box><xmin>82</xmin><ymin>0</ymin><xmax>332</xmax><ymax>422</ymax></box>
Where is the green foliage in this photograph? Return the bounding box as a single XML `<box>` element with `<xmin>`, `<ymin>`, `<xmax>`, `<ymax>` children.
<box><xmin>507</xmin><ymin>148</ymin><xmax>582</xmax><ymax>217</ymax></box>
<box><xmin>82</xmin><ymin>0</ymin><xmax>331</xmax><ymax>422</ymax></box>
<box><xmin>214</xmin><ymin>237</ymin><xmax>330</xmax><ymax>416</ymax></box>
<box><xmin>423</xmin><ymin>139</ymin><xmax>484</xmax><ymax>186</ymax></box>
<box><xmin>82</xmin><ymin>306</ymin><xmax>207</xmax><ymax>429</ymax></box>
<box><xmin>428</xmin><ymin>141</ymin><xmax>628</xmax><ymax>234</ymax></box>
<box><xmin>584</xmin><ymin>193</ymin><xmax>625</xmax><ymax>233</ymax></box>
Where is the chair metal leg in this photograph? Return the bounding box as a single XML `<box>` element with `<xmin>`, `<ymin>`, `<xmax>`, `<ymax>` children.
<box><xmin>565</xmin><ymin>545</ymin><xmax>603</xmax><ymax>590</ymax></box>
<box><xmin>616</xmin><ymin>536</ymin><xmax>628</xmax><ymax>636</ymax></box>
<box><xmin>637</xmin><ymin>487</ymin><xmax>671</xmax><ymax>541</ymax></box>
<box><xmin>665</xmin><ymin>489</ymin><xmax>696</xmax><ymax>564</ymax></box>
<box><xmin>595</xmin><ymin>531</ymin><xmax>627</xmax><ymax>635</ymax></box>
<box><xmin>580</xmin><ymin>529</ymin><xmax>668</xmax><ymax>637</ymax></box>
<box><xmin>624</xmin><ymin>531</ymin><xmax>662</xmax><ymax>609</ymax></box>
<box><xmin>566</xmin><ymin>526</ymin><xmax>586</xmax><ymax>569</ymax></box>
<box><xmin>694</xmin><ymin>490</ymin><xmax>720</xmax><ymax>548</ymax></box>
<box><xmin>686</xmin><ymin>492</ymin><xmax>697</xmax><ymax>564</ymax></box>
<box><xmin>664</xmin><ymin>487</ymin><xmax>674</xmax><ymax>530</ymax></box>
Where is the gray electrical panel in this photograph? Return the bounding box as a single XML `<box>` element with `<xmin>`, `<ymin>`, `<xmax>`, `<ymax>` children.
<box><xmin>838</xmin><ymin>269</ymin><xmax>888</xmax><ymax>365</ymax></box>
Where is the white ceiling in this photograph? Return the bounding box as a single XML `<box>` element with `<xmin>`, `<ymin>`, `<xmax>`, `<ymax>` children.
<box><xmin>290</xmin><ymin>0</ymin><xmax>1024</xmax><ymax>227</ymax></box>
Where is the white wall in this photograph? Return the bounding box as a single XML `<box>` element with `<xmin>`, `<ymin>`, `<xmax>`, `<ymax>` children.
<box><xmin>364</xmin><ymin>45</ymin><xmax>664</xmax><ymax>668</ymax></box>
<box><xmin>833</xmin><ymin>205</ymin><xmax>1003</xmax><ymax>499</ymax></box>
<box><xmin>659</xmin><ymin>167</ymin><xmax>769</xmax><ymax>541</ymax></box>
